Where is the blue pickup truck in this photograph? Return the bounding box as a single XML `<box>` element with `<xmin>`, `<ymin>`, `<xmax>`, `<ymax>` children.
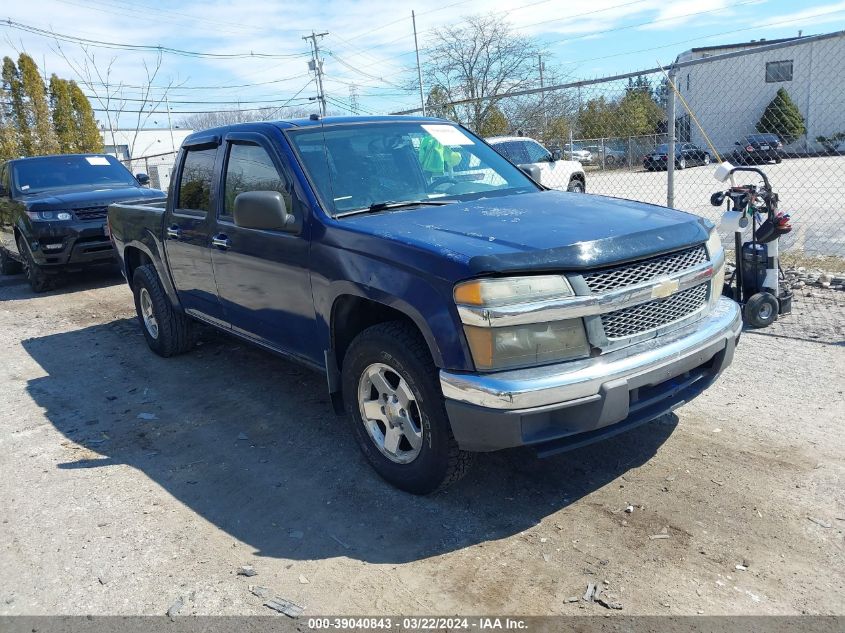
<box><xmin>107</xmin><ymin>116</ymin><xmax>741</xmax><ymax>494</ymax></box>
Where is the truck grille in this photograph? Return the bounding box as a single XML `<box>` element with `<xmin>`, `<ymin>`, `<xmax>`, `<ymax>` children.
<box><xmin>74</xmin><ymin>206</ymin><xmax>108</xmax><ymax>220</ymax></box>
<box><xmin>601</xmin><ymin>283</ymin><xmax>708</xmax><ymax>340</ymax></box>
<box><xmin>583</xmin><ymin>245</ymin><xmax>707</xmax><ymax>293</ymax></box>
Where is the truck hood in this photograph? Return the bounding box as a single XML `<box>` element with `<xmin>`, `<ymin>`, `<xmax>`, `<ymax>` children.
<box><xmin>20</xmin><ymin>185</ymin><xmax>165</xmax><ymax>211</ymax></box>
<box><xmin>341</xmin><ymin>191</ymin><xmax>711</xmax><ymax>274</ymax></box>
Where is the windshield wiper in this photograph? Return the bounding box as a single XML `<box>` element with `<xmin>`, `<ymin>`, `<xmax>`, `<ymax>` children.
<box><xmin>335</xmin><ymin>199</ymin><xmax>456</xmax><ymax>218</ymax></box>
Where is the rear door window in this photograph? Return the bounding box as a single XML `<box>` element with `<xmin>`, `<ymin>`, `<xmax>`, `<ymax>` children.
<box><xmin>177</xmin><ymin>147</ymin><xmax>217</xmax><ymax>213</ymax></box>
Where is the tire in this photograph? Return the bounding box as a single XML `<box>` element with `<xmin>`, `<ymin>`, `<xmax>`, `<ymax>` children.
<box><xmin>0</xmin><ymin>248</ymin><xmax>23</xmax><ymax>275</ymax></box>
<box><xmin>743</xmin><ymin>292</ymin><xmax>778</xmax><ymax>328</ymax></box>
<box><xmin>775</xmin><ymin>156</ymin><xmax>782</xmax><ymax>164</ymax></box>
<box><xmin>16</xmin><ymin>235</ymin><xmax>58</xmax><ymax>293</ymax></box>
<box><xmin>566</xmin><ymin>177</ymin><xmax>585</xmax><ymax>193</ymax></box>
<box><xmin>605</xmin><ymin>155</ymin><xmax>616</xmax><ymax>167</ymax></box>
<box><xmin>341</xmin><ymin>321</ymin><xmax>473</xmax><ymax>495</ymax></box>
<box><xmin>131</xmin><ymin>264</ymin><xmax>195</xmax><ymax>357</ymax></box>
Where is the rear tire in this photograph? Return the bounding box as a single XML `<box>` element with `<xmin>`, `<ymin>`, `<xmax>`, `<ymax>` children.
<box><xmin>131</xmin><ymin>264</ymin><xmax>195</xmax><ymax>357</ymax></box>
<box><xmin>16</xmin><ymin>235</ymin><xmax>58</xmax><ymax>293</ymax></box>
<box><xmin>0</xmin><ymin>248</ymin><xmax>23</xmax><ymax>275</ymax></box>
<box><xmin>341</xmin><ymin>321</ymin><xmax>473</xmax><ymax>494</ymax></box>
<box><xmin>743</xmin><ymin>292</ymin><xmax>778</xmax><ymax>328</ymax></box>
<box><xmin>566</xmin><ymin>177</ymin><xmax>585</xmax><ymax>193</ymax></box>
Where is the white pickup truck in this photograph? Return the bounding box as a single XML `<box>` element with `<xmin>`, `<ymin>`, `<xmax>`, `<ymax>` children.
<box><xmin>487</xmin><ymin>136</ymin><xmax>586</xmax><ymax>192</ymax></box>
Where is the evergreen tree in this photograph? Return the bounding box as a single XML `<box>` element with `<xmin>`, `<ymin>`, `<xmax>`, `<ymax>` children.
<box><xmin>2</xmin><ymin>56</ymin><xmax>29</xmax><ymax>156</ymax></box>
<box><xmin>50</xmin><ymin>75</ymin><xmax>77</xmax><ymax>153</ymax></box>
<box><xmin>69</xmin><ymin>80</ymin><xmax>103</xmax><ymax>153</ymax></box>
<box><xmin>756</xmin><ymin>88</ymin><xmax>806</xmax><ymax>144</ymax></box>
<box><xmin>479</xmin><ymin>106</ymin><xmax>509</xmax><ymax>137</ymax></box>
<box><xmin>17</xmin><ymin>53</ymin><xmax>59</xmax><ymax>154</ymax></box>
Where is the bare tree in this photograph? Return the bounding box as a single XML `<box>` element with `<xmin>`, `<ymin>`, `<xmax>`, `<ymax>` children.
<box><xmin>176</xmin><ymin>105</ymin><xmax>327</xmax><ymax>130</ymax></box>
<box><xmin>55</xmin><ymin>43</ymin><xmax>178</xmax><ymax>158</ymax></box>
<box><xmin>422</xmin><ymin>15</ymin><xmax>545</xmax><ymax>132</ymax></box>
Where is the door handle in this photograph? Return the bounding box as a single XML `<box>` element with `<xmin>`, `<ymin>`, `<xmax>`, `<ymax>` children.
<box><xmin>211</xmin><ymin>234</ymin><xmax>230</xmax><ymax>250</ymax></box>
<box><xmin>166</xmin><ymin>225</ymin><xmax>182</xmax><ymax>239</ymax></box>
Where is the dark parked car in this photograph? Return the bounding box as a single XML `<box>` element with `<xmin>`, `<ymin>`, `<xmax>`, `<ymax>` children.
<box><xmin>108</xmin><ymin>116</ymin><xmax>739</xmax><ymax>494</ymax></box>
<box><xmin>0</xmin><ymin>154</ymin><xmax>165</xmax><ymax>291</ymax></box>
<box><xmin>643</xmin><ymin>143</ymin><xmax>712</xmax><ymax>171</ymax></box>
<box><xmin>731</xmin><ymin>133</ymin><xmax>784</xmax><ymax>164</ymax></box>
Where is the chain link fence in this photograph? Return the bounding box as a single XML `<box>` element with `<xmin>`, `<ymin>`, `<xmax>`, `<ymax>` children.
<box><xmin>120</xmin><ymin>150</ymin><xmax>179</xmax><ymax>192</ymax></box>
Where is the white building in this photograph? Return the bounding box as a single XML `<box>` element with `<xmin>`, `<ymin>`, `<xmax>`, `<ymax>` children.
<box><xmin>673</xmin><ymin>31</ymin><xmax>845</xmax><ymax>154</ymax></box>
<box><xmin>101</xmin><ymin>128</ymin><xmax>194</xmax><ymax>191</ymax></box>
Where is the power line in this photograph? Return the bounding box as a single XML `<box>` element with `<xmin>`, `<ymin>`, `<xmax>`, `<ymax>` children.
<box><xmin>71</xmin><ymin>73</ymin><xmax>312</xmax><ymax>92</ymax></box>
<box><xmin>1</xmin><ymin>19</ymin><xmax>309</xmax><ymax>59</ymax></box>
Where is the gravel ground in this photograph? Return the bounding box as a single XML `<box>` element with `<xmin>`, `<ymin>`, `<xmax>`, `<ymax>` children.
<box><xmin>0</xmin><ymin>267</ymin><xmax>843</xmax><ymax>617</ymax></box>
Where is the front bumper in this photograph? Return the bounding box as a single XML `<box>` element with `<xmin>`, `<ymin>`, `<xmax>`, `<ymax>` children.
<box><xmin>441</xmin><ymin>297</ymin><xmax>742</xmax><ymax>454</ymax></box>
<box><xmin>27</xmin><ymin>221</ymin><xmax>115</xmax><ymax>268</ymax></box>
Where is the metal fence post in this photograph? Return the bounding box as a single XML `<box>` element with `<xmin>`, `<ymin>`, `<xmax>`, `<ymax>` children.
<box><xmin>666</xmin><ymin>67</ymin><xmax>677</xmax><ymax>209</ymax></box>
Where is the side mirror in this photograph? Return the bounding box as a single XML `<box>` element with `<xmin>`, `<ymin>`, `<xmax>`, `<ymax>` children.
<box><xmin>233</xmin><ymin>191</ymin><xmax>297</xmax><ymax>232</ymax></box>
<box><xmin>550</xmin><ymin>149</ymin><xmax>562</xmax><ymax>161</ymax></box>
<box><xmin>518</xmin><ymin>164</ymin><xmax>542</xmax><ymax>182</ymax></box>
<box><xmin>136</xmin><ymin>173</ymin><xmax>150</xmax><ymax>186</ymax></box>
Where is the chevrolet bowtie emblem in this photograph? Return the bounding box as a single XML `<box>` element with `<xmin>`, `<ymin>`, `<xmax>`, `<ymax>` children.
<box><xmin>651</xmin><ymin>277</ymin><xmax>680</xmax><ymax>299</ymax></box>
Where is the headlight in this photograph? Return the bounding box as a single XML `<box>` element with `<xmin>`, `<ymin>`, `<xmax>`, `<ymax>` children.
<box><xmin>463</xmin><ymin>320</ymin><xmax>590</xmax><ymax>371</ymax></box>
<box><xmin>455</xmin><ymin>275</ymin><xmax>589</xmax><ymax>371</ymax></box>
<box><xmin>454</xmin><ymin>275</ymin><xmax>574</xmax><ymax>307</ymax></box>
<box><xmin>26</xmin><ymin>210</ymin><xmax>73</xmax><ymax>221</ymax></box>
<box><xmin>706</xmin><ymin>228</ymin><xmax>726</xmax><ymax>307</ymax></box>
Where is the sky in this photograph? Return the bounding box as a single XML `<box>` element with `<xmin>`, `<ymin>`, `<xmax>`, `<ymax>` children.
<box><xmin>3</xmin><ymin>0</ymin><xmax>845</xmax><ymax>130</ymax></box>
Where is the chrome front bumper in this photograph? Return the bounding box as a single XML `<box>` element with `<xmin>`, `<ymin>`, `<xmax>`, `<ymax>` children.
<box><xmin>441</xmin><ymin>297</ymin><xmax>741</xmax><ymax>411</ymax></box>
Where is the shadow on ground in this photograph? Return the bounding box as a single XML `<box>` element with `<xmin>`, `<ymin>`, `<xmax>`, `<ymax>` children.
<box><xmin>0</xmin><ymin>265</ymin><xmax>123</xmax><ymax>296</ymax></box>
<box><xmin>21</xmin><ymin>317</ymin><xmax>677</xmax><ymax>564</ymax></box>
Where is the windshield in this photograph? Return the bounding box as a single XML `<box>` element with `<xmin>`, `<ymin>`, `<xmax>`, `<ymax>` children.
<box><xmin>12</xmin><ymin>155</ymin><xmax>138</xmax><ymax>195</ymax></box>
<box><xmin>286</xmin><ymin>121</ymin><xmax>539</xmax><ymax>215</ymax></box>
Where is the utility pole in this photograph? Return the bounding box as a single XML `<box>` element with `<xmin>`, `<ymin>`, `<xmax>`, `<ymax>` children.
<box><xmin>348</xmin><ymin>84</ymin><xmax>360</xmax><ymax>115</ymax></box>
<box><xmin>164</xmin><ymin>95</ymin><xmax>175</xmax><ymax>153</ymax></box>
<box><xmin>303</xmin><ymin>31</ymin><xmax>328</xmax><ymax>116</ymax></box>
<box><xmin>538</xmin><ymin>54</ymin><xmax>546</xmax><ymax>136</ymax></box>
<box><xmin>412</xmin><ymin>10</ymin><xmax>426</xmax><ymax>116</ymax></box>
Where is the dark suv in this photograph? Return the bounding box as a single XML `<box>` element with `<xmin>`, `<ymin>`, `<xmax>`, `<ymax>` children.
<box><xmin>0</xmin><ymin>154</ymin><xmax>165</xmax><ymax>291</ymax></box>
<box><xmin>731</xmin><ymin>134</ymin><xmax>784</xmax><ymax>164</ymax></box>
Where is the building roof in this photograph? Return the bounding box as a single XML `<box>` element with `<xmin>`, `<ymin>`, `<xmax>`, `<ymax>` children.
<box><xmin>686</xmin><ymin>35</ymin><xmax>805</xmax><ymax>54</ymax></box>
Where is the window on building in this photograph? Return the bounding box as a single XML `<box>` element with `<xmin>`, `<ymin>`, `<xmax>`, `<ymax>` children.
<box><xmin>686</xmin><ymin>74</ymin><xmax>690</xmax><ymax>91</ymax></box>
<box><xmin>177</xmin><ymin>147</ymin><xmax>217</xmax><ymax>213</ymax></box>
<box><xmin>765</xmin><ymin>60</ymin><xmax>793</xmax><ymax>83</ymax></box>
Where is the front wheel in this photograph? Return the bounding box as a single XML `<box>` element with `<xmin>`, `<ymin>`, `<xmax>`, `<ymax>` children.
<box><xmin>341</xmin><ymin>321</ymin><xmax>473</xmax><ymax>494</ymax></box>
<box><xmin>132</xmin><ymin>264</ymin><xmax>195</xmax><ymax>357</ymax></box>
<box><xmin>566</xmin><ymin>177</ymin><xmax>585</xmax><ymax>193</ymax></box>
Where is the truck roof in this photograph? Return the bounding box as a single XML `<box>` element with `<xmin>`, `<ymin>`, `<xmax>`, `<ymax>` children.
<box><xmin>181</xmin><ymin>115</ymin><xmax>455</xmax><ymax>146</ymax></box>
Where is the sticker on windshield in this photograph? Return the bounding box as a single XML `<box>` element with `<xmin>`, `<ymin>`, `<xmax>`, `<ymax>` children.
<box><xmin>85</xmin><ymin>156</ymin><xmax>111</xmax><ymax>166</ymax></box>
<box><xmin>421</xmin><ymin>124</ymin><xmax>473</xmax><ymax>146</ymax></box>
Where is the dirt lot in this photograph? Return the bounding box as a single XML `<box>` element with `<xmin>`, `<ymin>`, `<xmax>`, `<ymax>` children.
<box><xmin>1</xmin><ymin>267</ymin><xmax>843</xmax><ymax>617</ymax></box>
